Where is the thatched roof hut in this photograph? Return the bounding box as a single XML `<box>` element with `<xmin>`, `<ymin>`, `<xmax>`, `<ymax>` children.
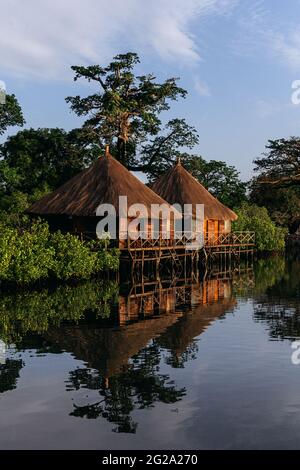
<box><xmin>27</xmin><ymin>151</ymin><xmax>180</xmax><ymax>244</ymax></box>
<box><xmin>151</xmin><ymin>160</ymin><xmax>237</xmax><ymax>222</ymax></box>
<box><xmin>28</xmin><ymin>152</ymin><xmax>168</xmax><ymax>218</ymax></box>
<box><xmin>27</xmin><ymin>151</ymin><xmax>180</xmax><ymax>242</ymax></box>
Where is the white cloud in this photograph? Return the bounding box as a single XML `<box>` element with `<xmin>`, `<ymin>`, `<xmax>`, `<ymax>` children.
<box><xmin>231</xmin><ymin>1</ymin><xmax>300</xmax><ymax>71</ymax></box>
<box><xmin>0</xmin><ymin>0</ymin><xmax>237</xmax><ymax>80</ymax></box>
<box><xmin>267</xmin><ymin>29</ymin><xmax>300</xmax><ymax>70</ymax></box>
<box><xmin>194</xmin><ymin>77</ymin><xmax>211</xmax><ymax>96</ymax></box>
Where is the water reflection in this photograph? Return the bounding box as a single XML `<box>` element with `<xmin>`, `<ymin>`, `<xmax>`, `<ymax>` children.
<box><xmin>1</xmin><ymin>255</ymin><xmax>300</xmax><ymax>445</ymax></box>
<box><xmin>0</xmin><ymin>280</ymin><xmax>119</xmax><ymax>345</ymax></box>
<box><xmin>254</xmin><ymin>257</ymin><xmax>300</xmax><ymax>341</ymax></box>
<box><xmin>67</xmin><ymin>345</ymin><xmax>186</xmax><ymax>433</ymax></box>
<box><xmin>0</xmin><ymin>265</ymin><xmax>241</xmax><ymax>433</ymax></box>
<box><xmin>0</xmin><ymin>358</ymin><xmax>23</xmax><ymax>394</ymax></box>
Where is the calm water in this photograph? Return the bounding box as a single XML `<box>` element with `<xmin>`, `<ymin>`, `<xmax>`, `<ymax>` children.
<box><xmin>1</xmin><ymin>256</ymin><xmax>300</xmax><ymax>450</ymax></box>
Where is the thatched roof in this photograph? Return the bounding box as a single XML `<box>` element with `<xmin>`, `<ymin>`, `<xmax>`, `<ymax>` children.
<box><xmin>45</xmin><ymin>313</ymin><xmax>182</xmax><ymax>378</ymax></box>
<box><xmin>27</xmin><ymin>153</ymin><xmax>170</xmax><ymax>217</ymax></box>
<box><xmin>157</xmin><ymin>298</ymin><xmax>236</xmax><ymax>356</ymax></box>
<box><xmin>151</xmin><ymin>161</ymin><xmax>238</xmax><ymax>221</ymax></box>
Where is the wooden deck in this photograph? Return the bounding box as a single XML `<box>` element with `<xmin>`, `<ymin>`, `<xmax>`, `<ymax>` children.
<box><xmin>69</xmin><ymin>229</ymin><xmax>255</xmax><ymax>265</ymax></box>
<box><xmin>121</xmin><ymin>231</ymin><xmax>255</xmax><ymax>262</ymax></box>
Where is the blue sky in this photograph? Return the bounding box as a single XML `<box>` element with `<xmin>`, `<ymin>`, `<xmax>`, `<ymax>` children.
<box><xmin>1</xmin><ymin>0</ymin><xmax>300</xmax><ymax>180</ymax></box>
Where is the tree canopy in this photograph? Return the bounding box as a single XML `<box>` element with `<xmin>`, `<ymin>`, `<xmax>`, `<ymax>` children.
<box><xmin>0</xmin><ymin>94</ymin><xmax>25</xmax><ymax>135</ymax></box>
<box><xmin>0</xmin><ymin>127</ymin><xmax>98</xmax><ymax>196</ymax></box>
<box><xmin>251</xmin><ymin>138</ymin><xmax>300</xmax><ymax>229</ymax></box>
<box><xmin>185</xmin><ymin>155</ymin><xmax>247</xmax><ymax>208</ymax></box>
<box><xmin>66</xmin><ymin>52</ymin><xmax>199</xmax><ymax>178</ymax></box>
<box><xmin>253</xmin><ymin>138</ymin><xmax>300</xmax><ymax>187</ymax></box>
<box><xmin>1</xmin><ymin>53</ymin><xmax>286</xmax><ymax>239</ymax></box>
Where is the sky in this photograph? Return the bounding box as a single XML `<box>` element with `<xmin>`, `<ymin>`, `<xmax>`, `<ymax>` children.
<box><xmin>1</xmin><ymin>0</ymin><xmax>300</xmax><ymax>180</ymax></box>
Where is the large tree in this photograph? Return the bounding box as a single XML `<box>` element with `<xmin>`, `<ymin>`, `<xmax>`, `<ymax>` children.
<box><xmin>185</xmin><ymin>155</ymin><xmax>247</xmax><ymax>208</ymax></box>
<box><xmin>66</xmin><ymin>52</ymin><xmax>199</xmax><ymax>177</ymax></box>
<box><xmin>251</xmin><ymin>138</ymin><xmax>300</xmax><ymax>229</ymax></box>
<box><xmin>253</xmin><ymin>138</ymin><xmax>300</xmax><ymax>187</ymax></box>
<box><xmin>0</xmin><ymin>94</ymin><xmax>25</xmax><ymax>135</ymax></box>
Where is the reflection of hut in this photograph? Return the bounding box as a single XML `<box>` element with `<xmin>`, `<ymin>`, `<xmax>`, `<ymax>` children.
<box><xmin>119</xmin><ymin>286</ymin><xmax>177</xmax><ymax>324</ymax></box>
<box><xmin>151</xmin><ymin>160</ymin><xmax>237</xmax><ymax>242</ymax></box>
<box><xmin>157</xmin><ymin>298</ymin><xmax>236</xmax><ymax>360</ymax></box>
<box><xmin>45</xmin><ymin>314</ymin><xmax>182</xmax><ymax>378</ymax></box>
<box><xmin>27</xmin><ymin>151</ymin><xmax>174</xmax><ymax>248</ymax></box>
<box><xmin>45</xmin><ymin>277</ymin><xmax>235</xmax><ymax>378</ymax></box>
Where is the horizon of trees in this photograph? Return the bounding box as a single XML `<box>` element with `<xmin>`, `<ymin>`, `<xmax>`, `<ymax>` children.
<box><xmin>0</xmin><ymin>52</ymin><xmax>299</xmax><ymax>237</ymax></box>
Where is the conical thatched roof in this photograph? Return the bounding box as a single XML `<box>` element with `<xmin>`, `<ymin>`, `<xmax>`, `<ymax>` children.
<box><xmin>151</xmin><ymin>161</ymin><xmax>238</xmax><ymax>221</ymax></box>
<box><xmin>27</xmin><ymin>153</ymin><xmax>170</xmax><ymax>217</ymax></box>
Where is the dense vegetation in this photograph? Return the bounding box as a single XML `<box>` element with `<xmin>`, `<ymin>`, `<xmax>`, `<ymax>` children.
<box><xmin>0</xmin><ymin>221</ymin><xmax>119</xmax><ymax>286</ymax></box>
<box><xmin>0</xmin><ymin>279</ymin><xmax>119</xmax><ymax>344</ymax></box>
<box><xmin>233</xmin><ymin>203</ymin><xmax>287</xmax><ymax>252</ymax></box>
<box><xmin>0</xmin><ymin>93</ymin><xmax>24</xmax><ymax>136</ymax></box>
<box><xmin>0</xmin><ymin>53</ymin><xmax>247</xmax><ymax>217</ymax></box>
<box><xmin>1</xmin><ymin>51</ymin><xmax>297</xmax><ymax>259</ymax></box>
<box><xmin>251</xmin><ymin>138</ymin><xmax>300</xmax><ymax>232</ymax></box>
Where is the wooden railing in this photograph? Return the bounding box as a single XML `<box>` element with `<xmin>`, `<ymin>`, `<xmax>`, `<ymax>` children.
<box><xmin>125</xmin><ymin>231</ymin><xmax>255</xmax><ymax>251</ymax></box>
<box><xmin>204</xmin><ymin>231</ymin><xmax>255</xmax><ymax>247</ymax></box>
<box><xmin>123</xmin><ymin>231</ymin><xmax>201</xmax><ymax>250</ymax></box>
<box><xmin>67</xmin><ymin>230</ymin><xmax>255</xmax><ymax>250</ymax></box>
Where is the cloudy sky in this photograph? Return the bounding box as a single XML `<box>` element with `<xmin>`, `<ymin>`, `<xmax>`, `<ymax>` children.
<box><xmin>1</xmin><ymin>0</ymin><xmax>300</xmax><ymax>179</ymax></box>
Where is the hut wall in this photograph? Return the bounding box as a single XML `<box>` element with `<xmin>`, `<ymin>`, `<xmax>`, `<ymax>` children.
<box><xmin>204</xmin><ymin>218</ymin><xmax>232</xmax><ymax>243</ymax></box>
<box><xmin>224</xmin><ymin>220</ymin><xmax>231</xmax><ymax>233</ymax></box>
<box><xmin>118</xmin><ymin>216</ymin><xmax>175</xmax><ymax>249</ymax></box>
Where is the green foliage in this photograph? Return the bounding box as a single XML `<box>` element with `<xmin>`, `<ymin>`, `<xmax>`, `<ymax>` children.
<box><xmin>0</xmin><ymin>191</ymin><xmax>33</xmax><ymax>230</ymax></box>
<box><xmin>91</xmin><ymin>239</ymin><xmax>120</xmax><ymax>272</ymax></box>
<box><xmin>66</xmin><ymin>52</ymin><xmax>198</xmax><ymax>177</ymax></box>
<box><xmin>0</xmin><ymin>94</ymin><xmax>25</xmax><ymax>135</ymax></box>
<box><xmin>0</xmin><ymin>221</ymin><xmax>54</xmax><ymax>284</ymax></box>
<box><xmin>233</xmin><ymin>203</ymin><xmax>287</xmax><ymax>252</ymax></box>
<box><xmin>0</xmin><ymin>279</ymin><xmax>119</xmax><ymax>344</ymax></box>
<box><xmin>185</xmin><ymin>155</ymin><xmax>247</xmax><ymax>208</ymax></box>
<box><xmin>251</xmin><ymin>138</ymin><xmax>300</xmax><ymax>230</ymax></box>
<box><xmin>10</xmin><ymin>222</ymin><xmax>54</xmax><ymax>284</ymax></box>
<box><xmin>0</xmin><ymin>225</ymin><xmax>17</xmax><ymax>280</ymax></box>
<box><xmin>141</xmin><ymin>119</ymin><xmax>198</xmax><ymax>180</ymax></box>
<box><xmin>50</xmin><ymin>231</ymin><xmax>97</xmax><ymax>280</ymax></box>
<box><xmin>0</xmin><ymin>128</ymin><xmax>98</xmax><ymax>196</ymax></box>
<box><xmin>253</xmin><ymin>257</ymin><xmax>286</xmax><ymax>296</ymax></box>
<box><xmin>251</xmin><ymin>184</ymin><xmax>300</xmax><ymax>229</ymax></box>
<box><xmin>0</xmin><ymin>221</ymin><xmax>119</xmax><ymax>286</ymax></box>
<box><xmin>253</xmin><ymin>138</ymin><xmax>300</xmax><ymax>184</ymax></box>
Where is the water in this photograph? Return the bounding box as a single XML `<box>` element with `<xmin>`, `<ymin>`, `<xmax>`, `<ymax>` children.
<box><xmin>1</xmin><ymin>256</ymin><xmax>300</xmax><ymax>449</ymax></box>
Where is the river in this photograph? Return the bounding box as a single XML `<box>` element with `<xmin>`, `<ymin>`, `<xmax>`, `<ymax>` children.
<box><xmin>1</xmin><ymin>255</ymin><xmax>300</xmax><ymax>449</ymax></box>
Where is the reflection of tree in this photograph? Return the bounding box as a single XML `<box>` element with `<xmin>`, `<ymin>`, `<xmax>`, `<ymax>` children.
<box><xmin>231</xmin><ymin>256</ymin><xmax>286</xmax><ymax>299</ymax></box>
<box><xmin>0</xmin><ymin>358</ymin><xmax>23</xmax><ymax>393</ymax></box>
<box><xmin>254</xmin><ymin>304</ymin><xmax>300</xmax><ymax>341</ymax></box>
<box><xmin>254</xmin><ymin>258</ymin><xmax>300</xmax><ymax>341</ymax></box>
<box><xmin>67</xmin><ymin>342</ymin><xmax>186</xmax><ymax>433</ymax></box>
<box><xmin>164</xmin><ymin>342</ymin><xmax>199</xmax><ymax>368</ymax></box>
<box><xmin>253</xmin><ymin>256</ymin><xmax>286</xmax><ymax>296</ymax></box>
<box><xmin>0</xmin><ymin>280</ymin><xmax>119</xmax><ymax>344</ymax></box>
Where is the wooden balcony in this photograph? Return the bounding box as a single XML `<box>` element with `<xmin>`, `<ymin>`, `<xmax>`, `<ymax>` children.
<box><xmin>124</xmin><ymin>231</ymin><xmax>255</xmax><ymax>251</ymax></box>
<box><xmin>204</xmin><ymin>231</ymin><xmax>255</xmax><ymax>248</ymax></box>
<box><xmin>67</xmin><ymin>230</ymin><xmax>255</xmax><ymax>255</ymax></box>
